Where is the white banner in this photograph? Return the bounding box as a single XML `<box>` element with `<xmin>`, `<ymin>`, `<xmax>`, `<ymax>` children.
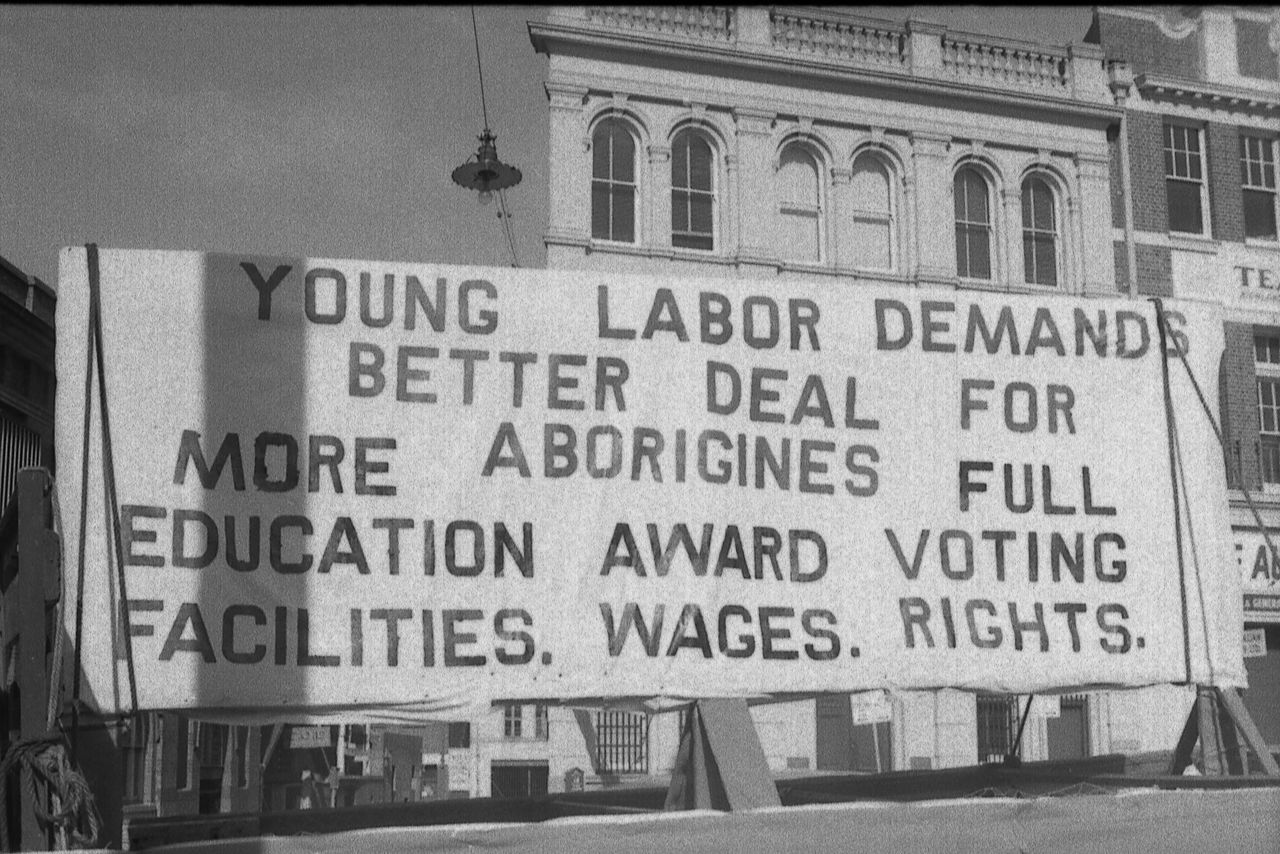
<box><xmin>56</xmin><ymin>248</ymin><xmax>1243</xmax><ymax>716</ymax></box>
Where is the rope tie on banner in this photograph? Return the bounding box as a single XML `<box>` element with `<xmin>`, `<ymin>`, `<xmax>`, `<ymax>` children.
<box><xmin>87</xmin><ymin>244</ymin><xmax>140</xmax><ymax>716</ymax></box>
<box><xmin>71</xmin><ymin>250</ymin><xmax>95</xmax><ymax>763</ymax></box>
<box><xmin>1156</xmin><ymin>309</ymin><xmax>1280</xmax><ymax>589</ymax></box>
<box><xmin>71</xmin><ymin>244</ymin><xmax>140</xmax><ymax>760</ymax></box>
<box><xmin>45</xmin><ymin>480</ymin><xmax>66</xmax><ymax>736</ymax></box>
<box><xmin>0</xmin><ymin>735</ymin><xmax>102</xmax><ymax>850</ymax></box>
<box><xmin>1153</xmin><ymin>298</ymin><xmax>1195</xmax><ymax>686</ymax></box>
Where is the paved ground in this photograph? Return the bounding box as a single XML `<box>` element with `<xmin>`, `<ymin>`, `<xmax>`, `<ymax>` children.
<box><xmin>146</xmin><ymin>787</ymin><xmax>1280</xmax><ymax>853</ymax></box>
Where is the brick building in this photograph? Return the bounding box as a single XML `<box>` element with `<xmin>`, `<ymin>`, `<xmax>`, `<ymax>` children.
<box><xmin>1093</xmin><ymin>5</ymin><xmax>1280</xmax><ymax>751</ymax></box>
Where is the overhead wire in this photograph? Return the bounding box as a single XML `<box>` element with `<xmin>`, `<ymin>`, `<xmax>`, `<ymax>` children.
<box><xmin>497</xmin><ymin>188</ymin><xmax>520</xmax><ymax>268</ymax></box>
<box><xmin>469</xmin><ymin>5</ymin><xmax>521</xmax><ymax>267</ymax></box>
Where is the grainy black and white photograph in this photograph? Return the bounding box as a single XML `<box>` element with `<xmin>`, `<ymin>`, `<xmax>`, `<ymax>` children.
<box><xmin>1</xmin><ymin>5</ymin><xmax>1280</xmax><ymax>852</ymax></box>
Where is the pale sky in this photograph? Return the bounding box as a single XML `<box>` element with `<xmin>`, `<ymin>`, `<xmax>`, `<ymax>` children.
<box><xmin>0</xmin><ymin>6</ymin><xmax>1094</xmax><ymax>288</ymax></box>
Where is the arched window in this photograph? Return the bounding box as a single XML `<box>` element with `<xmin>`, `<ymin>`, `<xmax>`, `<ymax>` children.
<box><xmin>1021</xmin><ymin>174</ymin><xmax>1058</xmax><ymax>287</ymax></box>
<box><xmin>777</xmin><ymin>144</ymin><xmax>822</xmax><ymax>263</ymax></box>
<box><xmin>954</xmin><ymin>166</ymin><xmax>992</xmax><ymax>280</ymax></box>
<box><xmin>850</xmin><ymin>152</ymin><xmax>895</xmax><ymax>271</ymax></box>
<box><xmin>591</xmin><ymin>118</ymin><xmax>637</xmax><ymax>243</ymax></box>
<box><xmin>671</xmin><ymin>129</ymin><xmax>715</xmax><ymax>251</ymax></box>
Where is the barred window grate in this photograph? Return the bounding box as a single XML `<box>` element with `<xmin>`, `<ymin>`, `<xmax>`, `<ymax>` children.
<box><xmin>596</xmin><ymin>710</ymin><xmax>649</xmax><ymax>774</ymax></box>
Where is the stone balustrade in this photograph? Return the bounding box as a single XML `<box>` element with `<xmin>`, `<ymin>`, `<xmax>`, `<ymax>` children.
<box><xmin>940</xmin><ymin>31</ymin><xmax>1071</xmax><ymax>92</ymax></box>
<box><xmin>584</xmin><ymin>6</ymin><xmax>735</xmax><ymax>42</ymax></box>
<box><xmin>769</xmin><ymin>8</ymin><xmax>908</xmax><ymax>67</ymax></box>
<box><xmin>556</xmin><ymin>6</ymin><xmax>1108</xmax><ymax>102</ymax></box>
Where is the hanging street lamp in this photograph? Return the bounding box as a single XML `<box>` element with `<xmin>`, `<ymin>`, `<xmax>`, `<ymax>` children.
<box><xmin>451</xmin><ymin>128</ymin><xmax>522</xmax><ymax>206</ymax></box>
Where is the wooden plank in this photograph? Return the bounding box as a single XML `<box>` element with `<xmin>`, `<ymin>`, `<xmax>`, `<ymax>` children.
<box><xmin>1214</xmin><ymin>689</ymin><xmax>1246</xmax><ymax>775</ymax></box>
<box><xmin>1168</xmin><ymin>699</ymin><xmax>1199</xmax><ymax>775</ymax></box>
<box><xmin>1217</xmin><ymin>687</ymin><xmax>1280</xmax><ymax>776</ymax></box>
<box><xmin>1196</xmin><ymin>688</ymin><xmax>1224</xmax><ymax>775</ymax></box>
<box><xmin>665</xmin><ymin>699</ymin><xmax>780</xmax><ymax>811</ymax></box>
<box><xmin>663</xmin><ymin>703</ymin><xmax>715</xmax><ymax>810</ymax></box>
<box><xmin>15</xmin><ymin>469</ymin><xmax>49</xmax><ymax>850</ymax></box>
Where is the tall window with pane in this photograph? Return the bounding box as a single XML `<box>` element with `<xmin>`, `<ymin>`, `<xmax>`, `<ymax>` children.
<box><xmin>1164</xmin><ymin>124</ymin><xmax>1207</xmax><ymax>234</ymax></box>
<box><xmin>503</xmin><ymin>703</ymin><xmax>522</xmax><ymax>738</ymax></box>
<box><xmin>776</xmin><ymin>144</ymin><xmax>823</xmax><ymax>263</ymax></box>
<box><xmin>671</xmin><ymin>129</ymin><xmax>715</xmax><ymax>250</ymax></box>
<box><xmin>1257</xmin><ymin>334</ymin><xmax>1280</xmax><ymax>487</ymax></box>
<box><xmin>1242</xmin><ymin>134</ymin><xmax>1278</xmax><ymax>241</ymax></box>
<box><xmin>1021</xmin><ymin>175</ymin><xmax>1058</xmax><ymax>286</ymax></box>
<box><xmin>591</xmin><ymin>118</ymin><xmax>637</xmax><ymax>243</ymax></box>
<box><xmin>850</xmin><ymin>152</ymin><xmax>895</xmax><ymax>270</ymax></box>
<box><xmin>954</xmin><ymin>166</ymin><xmax>993</xmax><ymax>280</ymax></box>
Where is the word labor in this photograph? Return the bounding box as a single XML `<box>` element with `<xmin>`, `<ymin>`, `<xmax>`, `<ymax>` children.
<box><xmin>123</xmin><ymin>600</ymin><xmax>540</xmax><ymax>668</ymax></box>
<box><xmin>597</xmin><ymin>285</ymin><xmax>822</xmax><ymax>351</ymax></box>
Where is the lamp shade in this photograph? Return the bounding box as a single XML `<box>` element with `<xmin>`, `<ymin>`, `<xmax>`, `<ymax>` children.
<box><xmin>451</xmin><ymin>130</ymin><xmax>522</xmax><ymax>194</ymax></box>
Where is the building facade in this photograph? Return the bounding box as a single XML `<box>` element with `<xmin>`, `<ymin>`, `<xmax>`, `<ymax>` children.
<box><xmin>517</xmin><ymin>5</ymin><xmax>1146</xmax><ymax>784</ymax></box>
<box><xmin>1093</xmin><ymin>4</ymin><xmax>1280</xmax><ymax>754</ymax></box>
<box><xmin>0</xmin><ymin>254</ymin><xmax>56</xmax><ymax>512</ymax></box>
<box><xmin>116</xmin><ymin>7</ymin><xmax>1280</xmax><ymax>816</ymax></box>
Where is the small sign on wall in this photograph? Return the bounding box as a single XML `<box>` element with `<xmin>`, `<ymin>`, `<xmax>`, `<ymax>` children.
<box><xmin>1029</xmin><ymin>695</ymin><xmax>1061</xmax><ymax>719</ymax></box>
<box><xmin>849</xmin><ymin>690</ymin><xmax>892</xmax><ymax>726</ymax></box>
<box><xmin>446</xmin><ymin>755</ymin><xmax>472</xmax><ymax>791</ymax></box>
<box><xmin>1244</xmin><ymin>628</ymin><xmax>1268</xmax><ymax>658</ymax></box>
<box><xmin>289</xmin><ymin>726</ymin><xmax>332</xmax><ymax>749</ymax></box>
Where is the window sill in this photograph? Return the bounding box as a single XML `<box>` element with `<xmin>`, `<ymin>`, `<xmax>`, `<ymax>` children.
<box><xmin>1245</xmin><ymin>237</ymin><xmax>1280</xmax><ymax>250</ymax></box>
<box><xmin>1168</xmin><ymin>233</ymin><xmax>1219</xmax><ymax>254</ymax></box>
<box><xmin>586</xmin><ymin>238</ymin><xmax>644</xmax><ymax>254</ymax></box>
<box><xmin>954</xmin><ymin>278</ymin><xmax>1087</xmax><ymax>297</ymax></box>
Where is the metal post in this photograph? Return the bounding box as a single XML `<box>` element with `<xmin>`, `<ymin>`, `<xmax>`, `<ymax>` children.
<box><xmin>1006</xmin><ymin>694</ymin><xmax>1034</xmax><ymax>767</ymax></box>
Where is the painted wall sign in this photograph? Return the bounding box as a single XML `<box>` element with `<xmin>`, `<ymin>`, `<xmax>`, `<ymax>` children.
<box><xmin>56</xmin><ymin>248</ymin><xmax>1243</xmax><ymax>717</ymax></box>
<box><xmin>849</xmin><ymin>691</ymin><xmax>892</xmax><ymax>726</ymax></box>
<box><xmin>289</xmin><ymin>726</ymin><xmax>332</xmax><ymax>749</ymax></box>
<box><xmin>1233</xmin><ymin>528</ymin><xmax>1280</xmax><ymax>622</ymax></box>
<box><xmin>1243</xmin><ymin>628</ymin><xmax>1267</xmax><ymax>658</ymax></box>
<box><xmin>1171</xmin><ymin>243</ymin><xmax>1280</xmax><ymax>323</ymax></box>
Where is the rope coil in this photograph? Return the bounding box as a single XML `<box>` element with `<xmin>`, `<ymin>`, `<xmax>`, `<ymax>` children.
<box><xmin>0</xmin><ymin>735</ymin><xmax>101</xmax><ymax>850</ymax></box>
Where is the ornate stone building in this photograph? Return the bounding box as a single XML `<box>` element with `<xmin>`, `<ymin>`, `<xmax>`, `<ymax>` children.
<box><xmin>520</xmin><ymin>6</ymin><xmax>1126</xmax><ymax>781</ymax></box>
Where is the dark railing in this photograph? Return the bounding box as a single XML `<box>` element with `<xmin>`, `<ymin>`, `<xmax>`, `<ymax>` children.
<box><xmin>596</xmin><ymin>711</ymin><xmax>649</xmax><ymax>774</ymax></box>
<box><xmin>976</xmin><ymin>695</ymin><xmax>1019</xmax><ymax>764</ymax></box>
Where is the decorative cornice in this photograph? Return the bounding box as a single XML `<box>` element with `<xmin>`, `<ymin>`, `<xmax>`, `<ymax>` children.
<box><xmin>1134</xmin><ymin>73</ymin><xmax>1280</xmax><ymax>114</ymax></box>
<box><xmin>528</xmin><ymin>20</ymin><xmax>1123</xmax><ymax>125</ymax></box>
